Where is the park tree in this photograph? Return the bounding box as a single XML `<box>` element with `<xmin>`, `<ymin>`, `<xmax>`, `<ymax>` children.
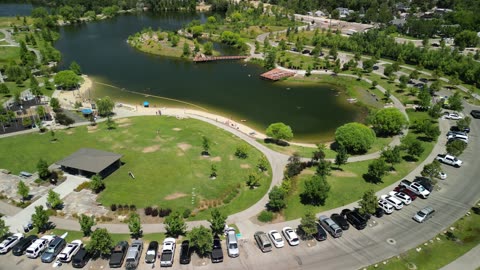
<box><xmin>383</xmin><ymin>64</ymin><xmax>394</xmax><ymax>77</ymax></box>
<box><xmin>418</xmin><ymin>88</ymin><xmax>432</xmax><ymax>108</ymax></box>
<box><xmin>86</xmin><ymin>228</ymin><xmax>113</xmax><ymax>257</ymax></box>
<box><xmin>165</xmin><ymin>211</ymin><xmax>186</xmax><ymax>238</ymax></box>
<box><xmin>299</xmin><ymin>211</ymin><xmax>317</xmax><ymax>240</ymax></box>
<box><xmin>0</xmin><ymin>83</ymin><xmax>9</xmax><ymax>95</ymax></box>
<box><xmin>50</xmin><ymin>97</ymin><xmax>61</xmax><ymax>111</ymax></box>
<box><xmin>182</xmin><ymin>42</ymin><xmax>191</xmax><ymax>57</ymax></box>
<box><xmin>457</xmin><ymin>117</ymin><xmax>472</xmax><ymax>131</ymax></box>
<box><xmin>421</xmin><ymin>160</ymin><xmax>442</xmax><ymax>180</ymax></box>
<box><xmin>370</xmin><ymin>108</ymin><xmax>408</xmax><ymax>136</ymax></box>
<box><xmin>55</xmin><ymin>113</ymin><xmax>75</xmax><ymax>127</ymax></box>
<box><xmin>208</xmin><ymin>209</ymin><xmax>227</xmax><ymax>235</ymax></box>
<box><xmin>54</xmin><ymin>70</ymin><xmax>80</xmax><ymax>89</ymax></box>
<box><xmin>37</xmin><ymin>158</ymin><xmax>50</xmax><ymax>180</ymax></box>
<box><xmin>358</xmin><ymin>189</ymin><xmax>377</xmax><ymax>215</ymax></box>
<box><xmin>128</xmin><ymin>212</ymin><xmax>142</xmax><ymax>238</ymax></box>
<box><xmin>96</xmin><ymin>96</ymin><xmax>115</xmax><ymax>116</ymax></box>
<box><xmin>380</xmin><ymin>146</ymin><xmax>402</xmax><ymax>169</ymax></box>
<box><xmin>0</xmin><ymin>219</ymin><xmax>9</xmax><ymax>239</ymax></box>
<box><xmin>448</xmin><ymin>92</ymin><xmax>464</xmax><ymax>112</ymax></box>
<box><xmin>30</xmin><ymin>75</ymin><xmax>41</xmax><ymax>96</ymax></box>
<box><xmin>335</xmin><ymin>122</ymin><xmax>376</xmax><ymax>154</ymax></box>
<box><xmin>268</xmin><ymin>186</ymin><xmax>286</xmax><ymax>212</ymax></box>
<box><xmin>264</xmin><ymin>48</ymin><xmax>277</xmax><ymax>70</ymax></box>
<box><xmin>69</xmin><ymin>61</ymin><xmax>82</xmax><ymax>75</ymax></box>
<box><xmin>235</xmin><ymin>144</ymin><xmax>249</xmax><ymax>159</ymax></box>
<box><xmin>266</xmin><ymin>122</ymin><xmax>293</xmax><ymax>142</ymax></box>
<box><xmin>257</xmin><ymin>156</ymin><xmax>269</xmax><ymax>172</ymax></box>
<box><xmin>409</xmin><ymin>70</ymin><xmax>419</xmax><ymax>80</ymax></box>
<box><xmin>300</xmin><ymin>175</ymin><xmax>330</xmax><ymax>206</ymax></box>
<box><xmin>47</xmin><ymin>189</ymin><xmax>62</xmax><ymax>209</ymax></box>
<box><xmin>454</xmin><ymin>30</ymin><xmax>480</xmax><ymax>50</ymax></box>
<box><xmin>362</xmin><ymin>59</ymin><xmax>374</xmax><ymax>73</ymax></box>
<box><xmin>201</xmin><ymin>136</ymin><xmax>210</xmax><ymax>155</ymax></box>
<box><xmin>334</xmin><ymin>144</ymin><xmax>349</xmax><ymax>169</ymax></box>
<box><xmin>399</xmin><ymin>75</ymin><xmax>408</xmax><ymax>90</ymax></box>
<box><xmin>446</xmin><ymin>140</ymin><xmax>467</xmax><ymax>156</ymax></box>
<box><xmin>428</xmin><ymin>103</ymin><xmax>443</xmax><ymax>118</ymax></box>
<box><xmin>78</xmin><ymin>214</ymin><xmax>95</xmax><ymax>237</ymax></box>
<box><xmin>32</xmin><ymin>205</ymin><xmax>49</xmax><ymax>232</ymax></box>
<box><xmin>430</xmin><ymin>80</ymin><xmax>442</xmax><ymax>93</ymax></box>
<box><xmin>89</xmin><ymin>174</ymin><xmax>105</xmax><ymax>193</ymax></box>
<box><xmin>365</xmin><ymin>158</ymin><xmax>389</xmax><ymax>183</ymax></box>
<box><xmin>402</xmin><ymin>138</ymin><xmax>425</xmax><ymax>160</ymax></box>
<box><xmin>285</xmin><ymin>153</ymin><xmax>303</xmax><ymax>178</ymax></box>
<box><xmin>311</xmin><ymin>144</ymin><xmax>327</xmax><ymax>162</ymax></box>
<box><xmin>17</xmin><ymin>180</ymin><xmax>30</xmax><ymax>201</ymax></box>
<box><xmin>246</xmin><ymin>172</ymin><xmax>261</xmax><ymax>188</ymax></box>
<box><xmin>188</xmin><ymin>226</ymin><xmax>213</xmax><ymax>256</ymax></box>
<box><xmin>203</xmin><ymin>41</ymin><xmax>213</xmax><ymax>55</ymax></box>
<box><xmin>316</xmin><ymin>159</ymin><xmax>332</xmax><ymax>177</ymax></box>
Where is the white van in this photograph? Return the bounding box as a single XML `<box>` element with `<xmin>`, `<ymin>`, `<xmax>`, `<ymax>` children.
<box><xmin>26</xmin><ymin>235</ymin><xmax>54</xmax><ymax>258</ymax></box>
<box><xmin>226</xmin><ymin>228</ymin><xmax>239</xmax><ymax>258</ymax></box>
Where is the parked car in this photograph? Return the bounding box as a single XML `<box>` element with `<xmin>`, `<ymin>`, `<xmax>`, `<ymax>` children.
<box><xmin>109</xmin><ymin>241</ymin><xmax>129</xmax><ymax>268</ymax></box>
<box><xmin>389</xmin><ymin>191</ymin><xmax>412</xmax><ymax>205</ymax></box>
<box><xmin>399</xmin><ymin>179</ymin><xmax>430</xmax><ymax>199</ymax></box>
<box><xmin>211</xmin><ymin>235</ymin><xmax>223</xmax><ymax>263</ymax></box>
<box><xmin>57</xmin><ymin>240</ymin><xmax>82</xmax><ymax>263</ymax></box>
<box><xmin>72</xmin><ymin>247</ymin><xmax>91</xmax><ymax>268</ymax></box>
<box><xmin>436</xmin><ymin>154</ymin><xmax>463</xmax><ymax>167</ymax></box>
<box><xmin>413</xmin><ymin>206</ymin><xmax>435</xmax><ymax>223</ymax></box>
<box><xmin>160</xmin><ymin>238</ymin><xmax>176</xmax><ymax>267</ymax></box>
<box><xmin>125</xmin><ymin>240</ymin><xmax>143</xmax><ymax>270</ymax></box>
<box><xmin>313</xmin><ymin>223</ymin><xmax>328</xmax><ymax>241</ymax></box>
<box><xmin>380</xmin><ymin>194</ymin><xmax>404</xmax><ymax>210</ymax></box>
<box><xmin>378</xmin><ymin>199</ymin><xmax>394</xmax><ymax>214</ymax></box>
<box><xmin>345</xmin><ymin>210</ymin><xmax>367</xmax><ymax>230</ymax></box>
<box><xmin>450</xmin><ymin>126</ymin><xmax>470</xmax><ymax>133</ymax></box>
<box><xmin>26</xmin><ymin>235</ymin><xmax>54</xmax><ymax>259</ymax></box>
<box><xmin>254</xmin><ymin>231</ymin><xmax>272</xmax><ymax>252</ymax></box>
<box><xmin>0</xmin><ymin>233</ymin><xmax>24</xmax><ymax>254</ymax></box>
<box><xmin>226</xmin><ymin>228</ymin><xmax>239</xmax><ymax>258</ymax></box>
<box><xmin>438</xmin><ymin>171</ymin><xmax>447</xmax><ymax>180</ymax></box>
<box><xmin>145</xmin><ymin>241</ymin><xmax>158</xmax><ymax>264</ymax></box>
<box><xmin>374</xmin><ymin>207</ymin><xmax>385</xmax><ymax>218</ymax></box>
<box><xmin>268</xmin><ymin>230</ymin><xmax>284</xmax><ymax>248</ymax></box>
<box><xmin>330</xmin><ymin>213</ymin><xmax>349</xmax><ymax>230</ymax></box>
<box><xmin>41</xmin><ymin>236</ymin><xmax>66</xmax><ymax>263</ymax></box>
<box><xmin>179</xmin><ymin>240</ymin><xmax>191</xmax><ymax>265</ymax></box>
<box><xmin>282</xmin><ymin>227</ymin><xmax>300</xmax><ymax>246</ymax></box>
<box><xmin>445</xmin><ymin>113</ymin><xmax>463</xmax><ymax>120</ymax></box>
<box><xmin>470</xmin><ymin>110</ymin><xmax>480</xmax><ymax>119</ymax></box>
<box><xmin>447</xmin><ymin>133</ymin><xmax>469</xmax><ymax>143</ymax></box>
<box><xmin>12</xmin><ymin>235</ymin><xmax>37</xmax><ymax>256</ymax></box>
<box><xmin>414</xmin><ymin>177</ymin><xmax>434</xmax><ymax>192</ymax></box>
<box><xmin>393</xmin><ymin>186</ymin><xmax>418</xmax><ymax>200</ymax></box>
<box><xmin>319</xmin><ymin>215</ymin><xmax>343</xmax><ymax>238</ymax></box>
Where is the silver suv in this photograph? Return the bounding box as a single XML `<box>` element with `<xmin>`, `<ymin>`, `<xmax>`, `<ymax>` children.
<box><xmin>226</xmin><ymin>228</ymin><xmax>239</xmax><ymax>258</ymax></box>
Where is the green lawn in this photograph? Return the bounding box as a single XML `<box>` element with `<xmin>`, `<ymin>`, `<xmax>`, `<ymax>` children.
<box><xmin>0</xmin><ymin>46</ymin><xmax>20</xmax><ymax>65</ymax></box>
<box><xmin>366</xmin><ymin>207</ymin><xmax>480</xmax><ymax>270</ymax></box>
<box><xmin>0</xmin><ymin>31</ymin><xmax>5</xmax><ymax>39</ymax></box>
<box><xmin>283</xmin><ymin>110</ymin><xmax>436</xmax><ymax>220</ymax></box>
<box><xmin>0</xmin><ymin>116</ymin><xmax>269</xmax><ymax>218</ymax></box>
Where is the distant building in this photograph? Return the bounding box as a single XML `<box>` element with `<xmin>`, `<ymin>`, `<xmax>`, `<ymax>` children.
<box><xmin>335</xmin><ymin>7</ymin><xmax>353</xmax><ymax>18</ymax></box>
<box><xmin>56</xmin><ymin>148</ymin><xmax>123</xmax><ymax>178</ymax></box>
<box><xmin>314</xmin><ymin>10</ymin><xmax>326</xmax><ymax>17</ymax></box>
<box><xmin>390</xmin><ymin>18</ymin><xmax>407</xmax><ymax>28</ymax></box>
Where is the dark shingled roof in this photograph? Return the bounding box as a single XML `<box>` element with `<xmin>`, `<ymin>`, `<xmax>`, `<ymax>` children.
<box><xmin>56</xmin><ymin>148</ymin><xmax>122</xmax><ymax>173</ymax></box>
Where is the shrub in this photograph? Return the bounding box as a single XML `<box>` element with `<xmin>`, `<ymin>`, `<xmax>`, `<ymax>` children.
<box><xmin>123</xmin><ymin>204</ymin><xmax>129</xmax><ymax>210</ymax></box>
<box><xmin>235</xmin><ymin>144</ymin><xmax>249</xmax><ymax>159</ymax></box>
<box><xmin>144</xmin><ymin>206</ymin><xmax>152</xmax><ymax>216</ymax></box>
<box><xmin>183</xmin><ymin>209</ymin><xmax>191</xmax><ymax>219</ymax></box>
<box><xmin>159</xmin><ymin>208</ymin><xmax>172</xmax><ymax>217</ymax></box>
<box><xmin>74</xmin><ymin>181</ymin><xmax>90</xmax><ymax>192</ymax></box>
<box><xmin>110</xmin><ymin>204</ymin><xmax>117</xmax><ymax>211</ymax></box>
<box><xmin>151</xmin><ymin>208</ymin><xmax>159</xmax><ymax>217</ymax></box>
<box><xmin>129</xmin><ymin>204</ymin><xmax>136</xmax><ymax>211</ymax></box>
<box><xmin>117</xmin><ymin>204</ymin><xmax>124</xmax><ymax>211</ymax></box>
<box><xmin>257</xmin><ymin>210</ymin><xmax>274</xmax><ymax>223</ymax></box>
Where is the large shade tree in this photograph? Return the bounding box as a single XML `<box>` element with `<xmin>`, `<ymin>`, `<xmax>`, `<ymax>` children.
<box><xmin>370</xmin><ymin>108</ymin><xmax>408</xmax><ymax>136</ymax></box>
<box><xmin>266</xmin><ymin>122</ymin><xmax>293</xmax><ymax>142</ymax></box>
<box><xmin>54</xmin><ymin>70</ymin><xmax>80</xmax><ymax>89</ymax></box>
<box><xmin>335</xmin><ymin>122</ymin><xmax>376</xmax><ymax>154</ymax></box>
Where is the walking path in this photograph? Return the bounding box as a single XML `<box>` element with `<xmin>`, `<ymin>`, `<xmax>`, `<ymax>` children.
<box><xmin>440</xmin><ymin>244</ymin><xmax>480</xmax><ymax>270</ymax></box>
<box><xmin>0</xmin><ymin>28</ymin><xmax>42</xmax><ymax>63</ymax></box>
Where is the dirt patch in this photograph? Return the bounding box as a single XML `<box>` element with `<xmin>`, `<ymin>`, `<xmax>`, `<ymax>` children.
<box><xmin>115</xmin><ymin>118</ymin><xmax>131</xmax><ymax>124</ymax></box>
<box><xmin>153</xmin><ymin>136</ymin><xmax>165</xmax><ymax>142</ymax></box>
<box><xmin>143</xmin><ymin>145</ymin><xmax>160</xmax><ymax>153</ymax></box>
<box><xmin>211</xmin><ymin>156</ymin><xmax>222</xmax><ymax>162</ymax></box>
<box><xmin>331</xmin><ymin>170</ymin><xmax>357</xmax><ymax>177</ymax></box>
<box><xmin>229</xmin><ymin>155</ymin><xmax>234</xmax><ymax>160</ymax></box>
<box><xmin>87</xmin><ymin>125</ymin><xmax>98</xmax><ymax>133</ymax></box>
<box><xmin>177</xmin><ymin>143</ymin><xmax>191</xmax><ymax>151</ymax></box>
<box><xmin>240</xmin><ymin>164</ymin><xmax>250</xmax><ymax>169</ymax></box>
<box><xmin>173</xmin><ymin>128</ymin><xmax>182</xmax><ymax>131</ymax></box>
<box><xmin>300</xmin><ymin>169</ymin><xmax>315</xmax><ymax>175</ymax></box>
<box><xmin>65</xmin><ymin>130</ymin><xmax>74</xmax><ymax>135</ymax></box>
<box><xmin>177</xmin><ymin>151</ymin><xmax>184</xmax><ymax>156</ymax></box>
<box><xmin>118</xmin><ymin>123</ymin><xmax>131</xmax><ymax>128</ymax></box>
<box><xmin>164</xmin><ymin>192</ymin><xmax>187</xmax><ymax>200</ymax></box>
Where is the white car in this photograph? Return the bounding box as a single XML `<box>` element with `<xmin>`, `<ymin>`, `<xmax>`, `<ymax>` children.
<box><xmin>0</xmin><ymin>233</ymin><xmax>23</xmax><ymax>253</ymax></box>
<box><xmin>378</xmin><ymin>199</ymin><xmax>394</xmax><ymax>214</ymax></box>
<box><xmin>381</xmin><ymin>195</ymin><xmax>404</xmax><ymax>210</ymax></box>
<box><xmin>389</xmin><ymin>191</ymin><xmax>412</xmax><ymax>205</ymax></box>
<box><xmin>268</xmin><ymin>230</ymin><xmax>284</xmax><ymax>248</ymax></box>
<box><xmin>445</xmin><ymin>113</ymin><xmax>463</xmax><ymax>120</ymax></box>
<box><xmin>438</xmin><ymin>172</ymin><xmax>447</xmax><ymax>180</ymax></box>
<box><xmin>282</xmin><ymin>227</ymin><xmax>299</xmax><ymax>246</ymax></box>
<box><xmin>57</xmin><ymin>240</ymin><xmax>82</xmax><ymax>263</ymax></box>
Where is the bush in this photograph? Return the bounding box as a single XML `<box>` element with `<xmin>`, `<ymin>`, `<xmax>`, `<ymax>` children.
<box><xmin>151</xmin><ymin>208</ymin><xmax>159</xmax><ymax>217</ymax></box>
<box><xmin>183</xmin><ymin>209</ymin><xmax>191</xmax><ymax>219</ymax></box>
<box><xmin>144</xmin><ymin>206</ymin><xmax>152</xmax><ymax>216</ymax></box>
<box><xmin>159</xmin><ymin>208</ymin><xmax>172</xmax><ymax>217</ymax></box>
<box><xmin>335</xmin><ymin>122</ymin><xmax>376</xmax><ymax>154</ymax></box>
<box><xmin>235</xmin><ymin>144</ymin><xmax>249</xmax><ymax>159</ymax></box>
<box><xmin>370</xmin><ymin>108</ymin><xmax>408</xmax><ymax>136</ymax></box>
<box><xmin>117</xmin><ymin>204</ymin><xmax>124</xmax><ymax>211</ymax></box>
<box><xmin>129</xmin><ymin>204</ymin><xmax>136</xmax><ymax>211</ymax></box>
<box><xmin>110</xmin><ymin>204</ymin><xmax>117</xmax><ymax>211</ymax></box>
<box><xmin>74</xmin><ymin>181</ymin><xmax>90</xmax><ymax>192</ymax></box>
<box><xmin>257</xmin><ymin>210</ymin><xmax>274</xmax><ymax>223</ymax></box>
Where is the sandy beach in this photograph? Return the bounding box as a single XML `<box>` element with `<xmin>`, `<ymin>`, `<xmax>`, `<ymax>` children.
<box><xmin>56</xmin><ymin>75</ymin><xmax>94</xmax><ymax>109</ymax></box>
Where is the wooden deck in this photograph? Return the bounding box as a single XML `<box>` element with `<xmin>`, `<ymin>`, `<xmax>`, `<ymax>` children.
<box><xmin>260</xmin><ymin>68</ymin><xmax>296</xmax><ymax>81</ymax></box>
<box><xmin>193</xmin><ymin>55</ymin><xmax>248</xmax><ymax>62</ymax></box>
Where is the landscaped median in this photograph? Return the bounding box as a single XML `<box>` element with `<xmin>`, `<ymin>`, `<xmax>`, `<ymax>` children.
<box><xmin>366</xmin><ymin>204</ymin><xmax>480</xmax><ymax>270</ymax></box>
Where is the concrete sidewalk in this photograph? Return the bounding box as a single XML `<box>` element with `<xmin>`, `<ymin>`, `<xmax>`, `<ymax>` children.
<box><xmin>440</xmin><ymin>244</ymin><xmax>480</xmax><ymax>270</ymax></box>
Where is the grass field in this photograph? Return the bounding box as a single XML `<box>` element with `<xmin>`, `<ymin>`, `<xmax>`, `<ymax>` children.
<box><xmin>367</xmin><ymin>206</ymin><xmax>480</xmax><ymax>270</ymax></box>
<box><xmin>0</xmin><ymin>17</ymin><xmax>35</xmax><ymax>28</ymax></box>
<box><xmin>283</xmin><ymin>110</ymin><xmax>436</xmax><ymax>220</ymax></box>
<box><xmin>0</xmin><ymin>116</ymin><xmax>269</xmax><ymax>217</ymax></box>
<box><xmin>0</xmin><ymin>46</ymin><xmax>19</xmax><ymax>65</ymax></box>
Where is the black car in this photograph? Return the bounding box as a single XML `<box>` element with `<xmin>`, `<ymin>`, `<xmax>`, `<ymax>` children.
<box><xmin>211</xmin><ymin>235</ymin><xmax>223</xmax><ymax>263</ymax></box>
<box><xmin>450</xmin><ymin>126</ymin><xmax>470</xmax><ymax>133</ymax></box>
<box><xmin>144</xmin><ymin>241</ymin><xmax>158</xmax><ymax>264</ymax></box>
<box><xmin>313</xmin><ymin>223</ymin><xmax>328</xmax><ymax>241</ymax></box>
<box><xmin>330</xmin><ymin>213</ymin><xmax>349</xmax><ymax>230</ymax></box>
<box><xmin>471</xmin><ymin>110</ymin><xmax>480</xmax><ymax>119</ymax></box>
<box><xmin>302</xmin><ymin>49</ymin><xmax>311</xmax><ymax>55</ymax></box>
<box><xmin>374</xmin><ymin>207</ymin><xmax>385</xmax><ymax>218</ymax></box>
<box><xmin>72</xmin><ymin>248</ymin><xmax>91</xmax><ymax>268</ymax></box>
<box><xmin>179</xmin><ymin>240</ymin><xmax>191</xmax><ymax>264</ymax></box>
<box><xmin>414</xmin><ymin>177</ymin><xmax>434</xmax><ymax>192</ymax></box>
<box><xmin>12</xmin><ymin>235</ymin><xmax>37</xmax><ymax>256</ymax></box>
<box><xmin>346</xmin><ymin>210</ymin><xmax>367</xmax><ymax>230</ymax></box>
<box><xmin>340</xmin><ymin>208</ymin><xmax>351</xmax><ymax>217</ymax></box>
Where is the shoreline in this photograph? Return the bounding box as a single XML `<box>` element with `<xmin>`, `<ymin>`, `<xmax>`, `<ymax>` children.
<box><xmin>55</xmin><ymin>75</ymin><xmax>94</xmax><ymax>109</ymax></box>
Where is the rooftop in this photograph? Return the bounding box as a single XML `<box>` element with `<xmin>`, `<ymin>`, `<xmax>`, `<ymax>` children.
<box><xmin>56</xmin><ymin>148</ymin><xmax>122</xmax><ymax>173</ymax></box>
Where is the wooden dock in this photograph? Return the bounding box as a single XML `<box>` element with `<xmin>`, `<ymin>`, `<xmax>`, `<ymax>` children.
<box><xmin>193</xmin><ymin>55</ymin><xmax>248</xmax><ymax>62</ymax></box>
<box><xmin>260</xmin><ymin>68</ymin><xmax>295</xmax><ymax>81</ymax></box>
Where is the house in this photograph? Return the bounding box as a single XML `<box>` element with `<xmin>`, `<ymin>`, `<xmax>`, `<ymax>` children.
<box><xmin>390</xmin><ymin>18</ymin><xmax>407</xmax><ymax>28</ymax></box>
<box><xmin>335</xmin><ymin>8</ymin><xmax>352</xmax><ymax>18</ymax></box>
<box><xmin>56</xmin><ymin>148</ymin><xmax>123</xmax><ymax>178</ymax></box>
<box><xmin>314</xmin><ymin>10</ymin><xmax>326</xmax><ymax>17</ymax></box>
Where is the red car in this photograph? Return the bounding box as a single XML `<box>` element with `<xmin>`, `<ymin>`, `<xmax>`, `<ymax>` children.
<box><xmin>393</xmin><ymin>186</ymin><xmax>418</xmax><ymax>200</ymax></box>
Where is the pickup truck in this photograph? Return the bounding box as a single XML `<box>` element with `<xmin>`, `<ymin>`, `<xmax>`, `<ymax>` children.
<box><xmin>436</xmin><ymin>154</ymin><xmax>463</xmax><ymax>167</ymax></box>
<box><xmin>211</xmin><ymin>235</ymin><xmax>223</xmax><ymax>263</ymax></box>
<box><xmin>399</xmin><ymin>180</ymin><xmax>430</xmax><ymax>199</ymax></box>
<box><xmin>109</xmin><ymin>241</ymin><xmax>129</xmax><ymax>268</ymax></box>
<box><xmin>125</xmin><ymin>240</ymin><xmax>143</xmax><ymax>270</ymax></box>
<box><xmin>160</xmin><ymin>238</ymin><xmax>176</xmax><ymax>267</ymax></box>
